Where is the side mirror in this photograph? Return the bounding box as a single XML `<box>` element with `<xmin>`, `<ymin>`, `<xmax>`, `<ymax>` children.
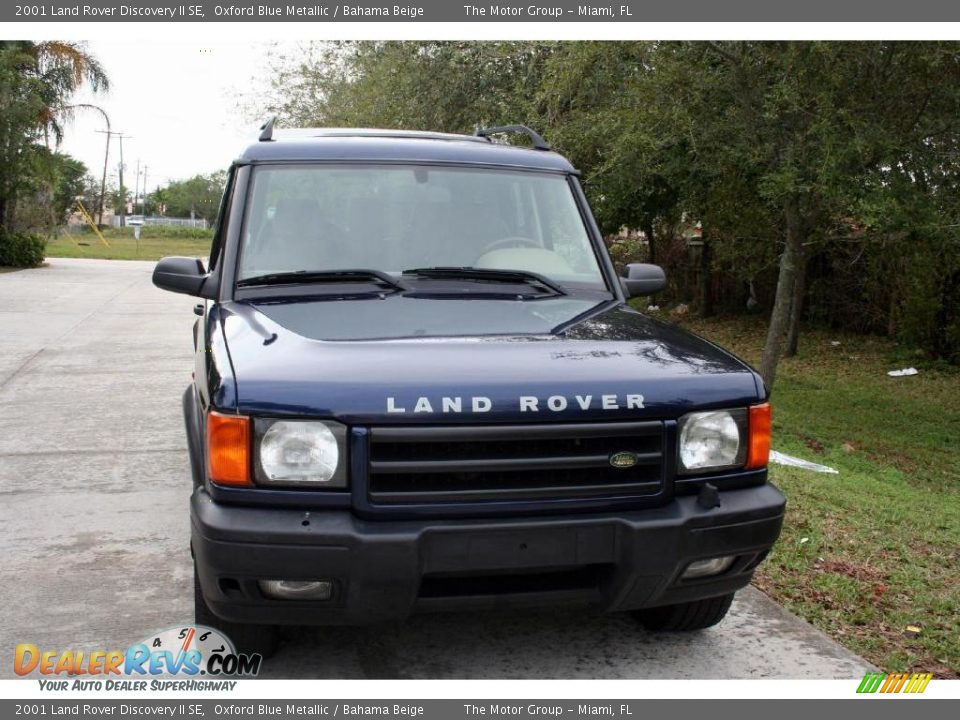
<box><xmin>153</xmin><ymin>256</ymin><xmax>218</xmax><ymax>299</ymax></box>
<box><xmin>620</xmin><ymin>263</ymin><xmax>666</xmax><ymax>298</ymax></box>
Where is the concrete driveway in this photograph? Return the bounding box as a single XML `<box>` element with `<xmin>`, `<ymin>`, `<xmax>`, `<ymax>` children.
<box><xmin>0</xmin><ymin>258</ymin><xmax>872</xmax><ymax>679</ymax></box>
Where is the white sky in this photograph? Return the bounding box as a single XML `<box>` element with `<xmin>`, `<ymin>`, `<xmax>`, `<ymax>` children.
<box><xmin>58</xmin><ymin>41</ymin><xmax>285</xmax><ymax>192</ymax></box>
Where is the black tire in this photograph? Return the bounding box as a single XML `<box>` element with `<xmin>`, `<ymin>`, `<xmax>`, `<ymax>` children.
<box><xmin>632</xmin><ymin>592</ymin><xmax>735</xmax><ymax>631</ymax></box>
<box><xmin>194</xmin><ymin>569</ymin><xmax>280</xmax><ymax>658</ymax></box>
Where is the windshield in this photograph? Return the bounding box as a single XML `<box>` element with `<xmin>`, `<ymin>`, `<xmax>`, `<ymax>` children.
<box><xmin>238</xmin><ymin>165</ymin><xmax>607</xmax><ymax>290</ymax></box>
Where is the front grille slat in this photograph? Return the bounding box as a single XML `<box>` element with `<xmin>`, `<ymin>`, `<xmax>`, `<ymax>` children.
<box><xmin>370</xmin><ymin>481</ymin><xmax>662</xmax><ymax>504</ymax></box>
<box><xmin>367</xmin><ymin>422</ymin><xmax>666</xmax><ymax>506</ymax></box>
<box><xmin>370</xmin><ymin>451</ymin><xmax>662</xmax><ymax>475</ymax></box>
<box><xmin>371</xmin><ymin>421</ymin><xmax>662</xmax><ymax>443</ymax></box>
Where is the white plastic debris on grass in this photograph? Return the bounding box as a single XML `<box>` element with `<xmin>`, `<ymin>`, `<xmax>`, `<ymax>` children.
<box><xmin>888</xmin><ymin>367</ymin><xmax>919</xmax><ymax>377</ymax></box>
<box><xmin>769</xmin><ymin>450</ymin><xmax>839</xmax><ymax>474</ymax></box>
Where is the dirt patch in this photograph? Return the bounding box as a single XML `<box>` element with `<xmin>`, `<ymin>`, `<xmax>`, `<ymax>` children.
<box><xmin>818</xmin><ymin>559</ymin><xmax>888</xmax><ymax>583</ymax></box>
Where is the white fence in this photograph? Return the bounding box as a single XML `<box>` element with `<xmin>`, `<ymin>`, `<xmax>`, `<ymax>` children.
<box><xmin>108</xmin><ymin>215</ymin><xmax>208</xmax><ymax>229</ymax></box>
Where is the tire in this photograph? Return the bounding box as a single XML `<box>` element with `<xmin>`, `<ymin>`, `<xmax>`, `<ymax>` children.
<box><xmin>194</xmin><ymin>569</ymin><xmax>280</xmax><ymax>658</ymax></box>
<box><xmin>632</xmin><ymin>592</ymin><xmax>735</xmax><ymax>631</ymax></box>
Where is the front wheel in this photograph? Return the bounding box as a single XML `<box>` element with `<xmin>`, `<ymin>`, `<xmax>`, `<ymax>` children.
<box><xmin>632</xmin><ymin>592</ymin><xmax>735</xmax><ymax>631</ymax></box>
<box><xmin>194</xmin><ymin>569</ymin><xmax>279</xmax><ymax>658</ymax></box>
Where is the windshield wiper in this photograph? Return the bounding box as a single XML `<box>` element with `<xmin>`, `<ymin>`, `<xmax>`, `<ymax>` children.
<box><xmin>237</xmin><ymin>269</ymin><xmax>407</xmax><ymax>292</ymax></box>
<box><xmin>401</xmin><ymin>267</ymin><xmax>566</xmax><ymax>297</ymax></box>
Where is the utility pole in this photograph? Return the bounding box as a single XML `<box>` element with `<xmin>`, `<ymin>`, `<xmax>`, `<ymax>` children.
<box><xmin>134</xmin><ymin>158</ymin><xmax>140</xmax><ymax>217</ymax></box>
<box><xmin>95</xmin><ymin>129</ymin><xmax>129</xmax><ymax>227</ymax></box>
<box><xmin>142</xmin><ymin>165</ymin><xmax>148</xmax><ymax>216</ymax></box>
<box><xmin>98</xmin><ymin>127</ymin><xmax>111</xmax><ymax>227</ymax></box>
<box><xmin>117</xmin><ymin>133</ymin><xmax>130</xmax><ymax>227</ymax></box>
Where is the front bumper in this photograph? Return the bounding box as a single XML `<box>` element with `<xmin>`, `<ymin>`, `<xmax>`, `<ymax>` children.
<box><xmin>192</xmin><ymin>483</ymin><xmax>785</xmax><ymax>626</ymax></box>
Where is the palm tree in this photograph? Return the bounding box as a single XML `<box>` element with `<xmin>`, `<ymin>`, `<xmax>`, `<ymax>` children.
<box><xmin>16</xmin><ymin>41</ymin><xmax>110</xmax><ymax>144</ymax></box>
<box><xmin>0</xmin><ymin>41</ymin><xmax>108</xmax><ymax>230</ymax></box>
<box><xmin>37</xmin><ymin>41</ymin><xmax>109</xmax><ymax>144</ymax></box>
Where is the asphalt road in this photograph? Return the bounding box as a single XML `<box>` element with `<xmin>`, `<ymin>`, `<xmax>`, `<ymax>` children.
<box><xmin>0</xmin><ymin>258</ymin><xmax>873</xmax><ymax>679</ymax></box>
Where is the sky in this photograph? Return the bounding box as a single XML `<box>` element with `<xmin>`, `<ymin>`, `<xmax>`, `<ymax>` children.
<box><xmin>59</xmin><ymin>41</ymin><xmax>286</xmax><ymax>194</ymax></box>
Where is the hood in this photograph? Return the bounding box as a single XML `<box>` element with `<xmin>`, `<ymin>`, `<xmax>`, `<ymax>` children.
<box><xmin>217</xmin><ymin>296</ymin><xmax>763</xmax><ymax>423</ymax></box>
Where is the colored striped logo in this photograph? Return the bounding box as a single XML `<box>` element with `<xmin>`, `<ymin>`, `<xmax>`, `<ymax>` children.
<box><xmin>857</xmin><ymin>672</ymin><xmax>933</xmax><ymax>694</ymax></box>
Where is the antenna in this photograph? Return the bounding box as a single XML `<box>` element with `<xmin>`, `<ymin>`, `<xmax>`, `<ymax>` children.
<box><xmin>259</xmin><ymin>116</ymin><xmax>277</xmax><ymax>142</ymax></box>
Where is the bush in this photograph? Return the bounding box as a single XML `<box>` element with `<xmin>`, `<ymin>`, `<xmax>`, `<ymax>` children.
<box><xmin>100</xmin><ymin>225</ymin><xmax>213</xmax><ymax>240</ymax></box>
<box><xmin>0</xmin><ymin>230</ymin><xmax>46</xmax><ymax>268</ymax></box>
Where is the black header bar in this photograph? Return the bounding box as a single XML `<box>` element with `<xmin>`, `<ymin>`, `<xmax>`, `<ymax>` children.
<box><xmin>6</xmin><ymin>1</ymin><xmax>960</xmax><ymax>23</ymax></box>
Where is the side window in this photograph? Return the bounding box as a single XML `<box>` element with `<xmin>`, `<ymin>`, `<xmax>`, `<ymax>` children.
<box><xmin>207</xmin><ymin>168</ymin><xmax>235</xmax><ymax>272</ymax></box>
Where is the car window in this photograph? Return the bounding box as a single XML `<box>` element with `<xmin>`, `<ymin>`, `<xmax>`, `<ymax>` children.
<box><xmin>237</xmin><ymin>165</ymin><xmax>606</xmax><ymax>289</ymax></box>
<box><xmin>207</xmin><ymin>168</ymin><xmax>234</xmax><ymax>272</ymax></box>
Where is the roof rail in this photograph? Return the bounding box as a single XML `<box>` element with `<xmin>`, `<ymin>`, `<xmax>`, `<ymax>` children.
<box><xmin>259</xmin><ymin>116</ymin><xmax>276</xmax><ymax>142</ymax></box>
<box><xmin>475</xmin><ymin>124</ymin><xmax>551</xmax><ymax>151</ymax></box>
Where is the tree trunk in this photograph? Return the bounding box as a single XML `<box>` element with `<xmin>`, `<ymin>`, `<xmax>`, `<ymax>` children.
<box><xmin>699</xmin><ymin>239</ymin><xmax>713</xmax><ymax>317</ymax></box>
<box><xmin>643</xmin><ymin>222</ymin><xmax>656</xmax><ymax>265</ymax></box>
<box><xmin>759</xmin><ymin>196</ymin><xmax>804</xmax><ymax>389</ymax></box>
<box><xmin>784</xmin><ymin>248</ymin><xmax>808</xmax><ymax>357</ymax></box>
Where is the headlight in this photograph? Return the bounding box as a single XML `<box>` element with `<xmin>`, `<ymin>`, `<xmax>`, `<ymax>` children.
<box><xmin>255</xmin><ymin>419</ymin><xmax>348</xmax><ymax>488</ymax></box>
<box><xmin>677</xmin><ymin>409</ymin><xmax>747</xmax><ymax>473</ymax></box>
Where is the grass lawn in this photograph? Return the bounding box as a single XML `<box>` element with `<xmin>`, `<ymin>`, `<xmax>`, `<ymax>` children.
<box><xmin>669</xmin><ymin>313</ymin><xmax>959</xmax><ymax>677</ymax></box>
<box><xmin>45</xmin><ymin>233</ymin><xmax>210</xmax><ymax>261</ymax></box>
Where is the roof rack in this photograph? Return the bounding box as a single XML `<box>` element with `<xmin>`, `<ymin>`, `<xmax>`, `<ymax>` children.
<box><xmin>259</xmin><ymin>116</ymin><xmax>276</xmax><ymax>142</ymax></box>
<box><xmin>474</xmin><ymin>124</ymin><xmax>551</xmax><ymax>151</ymax></box>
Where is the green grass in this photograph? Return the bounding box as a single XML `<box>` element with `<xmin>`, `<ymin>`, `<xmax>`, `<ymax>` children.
<box><xmin>670</xmin><ymin>313</ymin><xmax>960</xmax><ymax>678</ymax></box>
<box><xmin>45</xmin><ymin>233</ymin><xmax>211</xmax><ymax>261</ymax></box>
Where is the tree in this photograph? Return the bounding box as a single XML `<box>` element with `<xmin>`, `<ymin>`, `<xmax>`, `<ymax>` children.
<box><xmin>260</xmin><ymin>41</ymin><xmax>555</xmax><ymax>133</ymax></box>
<box><xmin>254</xmin><ymin>41</ymin><xmax>960</xmax><ymax>374</ymax></box>
<box><xmin>0</xmin><ymin>41</ymin><xmax>107</xmax><ymax>234</ymax></box>
<box><xmin>146</xmin><ymin>186</ymin><xmax>169</xmax><ymax>217</ymax></box>
<box><xmin>0</xmin><ymin>43</ymin><xmax>46</xmax><ymax>231</ymax></box>
<box><xmin>13</xmin><ymin>149</ymin><xmax>88</xmax><ymax>231</ymax></box>
<box><xmin>161</xmin><ymin>171</ymin><xmax>227</xmax><ymax>223</ymax></box>
<box><xmin>624</xmin><ymin>42</ymin><xmax>960</xmax><ymax>386</ymax></box>
<box><xmin>28</xmin><ymin>41</ymin><xmax>109</xmax><ymax>144</ymax></box>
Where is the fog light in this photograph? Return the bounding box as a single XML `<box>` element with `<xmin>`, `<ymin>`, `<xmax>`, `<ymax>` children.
<box><xmin>259</xmin><ymin>579</ymin><xmax>333</xmax><ymax>600</ymax></box>
<box><xmin>681</xmin><ymin>556</ymin><xmax>735</xmax><ymax>579</ymax></box>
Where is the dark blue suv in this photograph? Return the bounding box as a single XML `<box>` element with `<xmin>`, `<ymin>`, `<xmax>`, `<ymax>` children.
<box><xmin>153</xmin><ymin>124</ymin><xmax>784</xmax><ymax>656</ymax></box>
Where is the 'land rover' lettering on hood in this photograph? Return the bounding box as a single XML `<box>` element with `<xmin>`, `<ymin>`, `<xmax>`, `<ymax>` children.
<box><xmin>386</xmin><ymin>393</ymin><xmax>645</xmax><ymax>414</ymax></box>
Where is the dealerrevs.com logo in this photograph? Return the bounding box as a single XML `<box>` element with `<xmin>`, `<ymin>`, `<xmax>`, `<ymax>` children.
<box><xmin>14</xmin><ymin>626</ymin><xmax>261</xmax><ymax>690</ymax></box>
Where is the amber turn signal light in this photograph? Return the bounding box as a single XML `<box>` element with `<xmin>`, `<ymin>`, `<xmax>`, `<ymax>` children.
<box><xmin>745</xmin><ymin>402</ymin><xmax>771</xmax><ymax>470</ymax></box>
<box><xmin>207</xmin><ymin>411</ymin><xmax>252</xmax><ymax>486</ymax></box>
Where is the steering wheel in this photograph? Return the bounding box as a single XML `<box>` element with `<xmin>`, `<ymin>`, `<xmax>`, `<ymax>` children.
<box><xmin>477</xmin><ymin>236</ymin><xmax>543</xmax><ymax>256</ymax></box>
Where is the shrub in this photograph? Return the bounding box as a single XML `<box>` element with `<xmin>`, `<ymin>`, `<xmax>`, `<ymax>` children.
<box><xmin>100</xmin><ymin>225</ymin><xmax>213</xmax><ymax>240</ymax></box>
<box><xmin>0</xmin><ymin>230</ymin><xmax>46</xmax><ymax>268</ymax></box>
